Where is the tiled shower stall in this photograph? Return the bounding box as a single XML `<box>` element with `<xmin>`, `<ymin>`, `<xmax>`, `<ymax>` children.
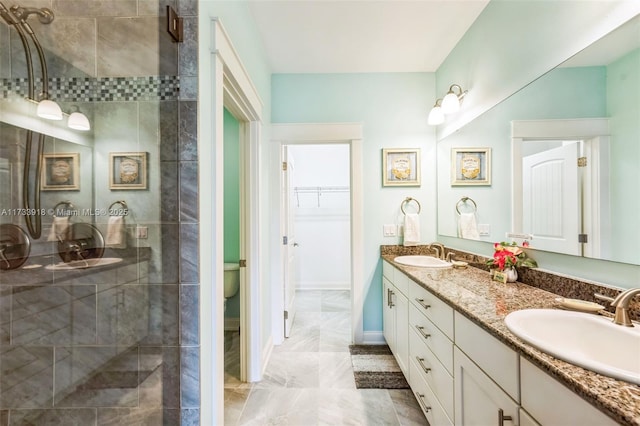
<box><xmin>0</xmin><ymin>0</ymin><xmax>200</xmax><ymax>423</ymax></box>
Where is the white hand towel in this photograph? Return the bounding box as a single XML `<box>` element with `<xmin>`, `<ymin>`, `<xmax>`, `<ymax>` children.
<box><xmin>458</xmin><ymin>212</ymin><xmax>480</xmax><ymax>240</ymax></box>
<box><xmin>47</xmin><ymin>216</ymin><xmax>69</xmax><ymax>242</ymax></box>
<box><xmin>105</xmin><ymin>215</ymin><xmax>127</xmax><ymax>248</ymax></box>
<box><xmin>403</xmin><ymin>213</ymin><xmax>421</xmax><ymax>247</ymax></box>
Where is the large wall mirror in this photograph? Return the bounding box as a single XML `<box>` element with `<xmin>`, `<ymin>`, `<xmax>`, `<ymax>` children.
<box><xmin>437</xmin><ymin>14</ymin><xmax>639</xmax><ymax>266</ymax></box>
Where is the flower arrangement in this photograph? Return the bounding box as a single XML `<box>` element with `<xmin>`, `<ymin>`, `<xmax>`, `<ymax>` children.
<box><xmin>487</xmin><ymin>241</ymin><xmax>537</xmax><ymax>271</ymax></box>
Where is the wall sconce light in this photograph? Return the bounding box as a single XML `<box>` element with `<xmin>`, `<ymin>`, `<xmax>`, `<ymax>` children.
<box><xmin>35</xmin><ymin>99</ymin><xmax>91</xmax><ymax>131</ymax></box>
<box><xmin>427</xmin><ymin>99</ymin><xmax>444</xmax><ymax>125</ymax></box>
<box><xmin>36</xmin><ymin>99</ymin><xmax>63</xmax><ymax>120</ymax></box>
<box><xmin>67</xmin><ymin>107</ymin><xmax>91</xmax><ymax>131</ymax></box>
<box><xmin>428</xmin><ymin>83</ymin><xmax>468</xmax><ymax>125</ymax></box>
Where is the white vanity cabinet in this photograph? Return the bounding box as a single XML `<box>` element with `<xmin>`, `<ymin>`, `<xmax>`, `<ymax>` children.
<box><xmin>382</xmin><ymin>259</ymin><xmax>620</xmax><ymax>426</ymax></box>
<box><xmin>454</xmin><ymin>346</ymin><xmax>520</xmax><ymax>426</ymax></box>
<box><xmin>382</xmin><ymin>261</ymin><xmax>409</xmax><ymax>376</ymax></box>
<box><xmin>520</xmin><ymin>357</ymin><xmax>618</xmax><ymax>426</ymax></box>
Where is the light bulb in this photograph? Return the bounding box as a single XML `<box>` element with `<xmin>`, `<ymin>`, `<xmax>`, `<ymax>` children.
<box><xmin>36</xmin><ymin>99</ymin><xmax>63</xmax><ymax>120</ymax></box>
<box><xmin>441</xmin><ymin>92</ymin><xmax>461</xmax><ymax>114</ymax></box>
<box><xmin>68</xmin><ymin>111</ymin><xmax>91</xmax><ymax>131</ymax></box>
<box><xmin>428</xmin><ymin>105</ymin><xmax>444</xmax><ymax>125</ymax></box>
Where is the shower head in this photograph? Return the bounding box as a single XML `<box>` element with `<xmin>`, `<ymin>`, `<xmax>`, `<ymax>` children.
<box><xmin>9</xmin><ymin>5</ymin><xmax>54</xmax><ymax>24</ymax></box>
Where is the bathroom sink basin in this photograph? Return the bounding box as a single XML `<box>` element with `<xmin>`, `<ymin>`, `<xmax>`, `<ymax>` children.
<box><xmin>505</xmin><ymin>309</ymin><xmax>640</xmax><ymax>384</ymax></box>
<box><xmin>393</xmin><ymin>255</ymin><xmax>452</xmax><ymax>269</ymax></box>
<box><xmin>45</xmin><ymin>257</ymin><xmax>123</xmax><ymax>270</ymax></box>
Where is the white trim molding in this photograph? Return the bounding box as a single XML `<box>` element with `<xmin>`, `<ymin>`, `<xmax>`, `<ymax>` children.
<box><xmin>270</xmin><ymin>123</ymin><xmax>365</xmax><ymax>345</ymax></box>
<box><xmin>199</xmin><ymin>15</ymin><xmax>264</xmax><ymax>426</ymax></box>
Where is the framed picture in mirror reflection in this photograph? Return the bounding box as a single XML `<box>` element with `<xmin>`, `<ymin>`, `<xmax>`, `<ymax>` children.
<box><xmin>41</xmin><ymin>153</ymin><xmax>80</xmax><ymax>191</ymax></box>
<box><xmin>451</xmin><ymin>147</ymin><xmax>491</xmax><ymax>186</ymax></box>
<box><xmin>109</xmin><ymin>152</ymin><xmax>148</xmax><ymax>190</ymax></box>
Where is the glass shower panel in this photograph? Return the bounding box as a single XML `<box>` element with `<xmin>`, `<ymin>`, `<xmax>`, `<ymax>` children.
<box><xmin>0</xmin><ymin>2</ymin><xmax>185</xmax><ymax>424</ymax></box>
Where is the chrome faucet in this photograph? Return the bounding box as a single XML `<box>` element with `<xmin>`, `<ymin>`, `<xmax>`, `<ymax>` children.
<box><xmin>428</xmin><ymin>242</ymin><xmax>445</xmax><ymax>260</ymax></box>
<box><xmin>610</xmin><ymin>288</ymin><xmax>640</xmax><ymax>327</ymax></box>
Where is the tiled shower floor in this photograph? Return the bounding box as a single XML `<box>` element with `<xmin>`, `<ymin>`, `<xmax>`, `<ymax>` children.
<box><xmin>224</xmin><ymin>290</ymin><xmax>426</xmax><ymax>425</ymax></box>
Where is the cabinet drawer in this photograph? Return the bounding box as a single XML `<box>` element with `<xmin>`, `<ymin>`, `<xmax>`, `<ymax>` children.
<box><xmin>409</xmin><ymin>303</ymin><xmax>454</xmax><ymax>374</ymax></box>
<box><xmin>409</xmin><ymin>326</ymin><xmax>454</xmax><ymax>419</ymax></box>
<box><xmin>410</xmin><ymin>359</ymin><xmax>453</xmax><ymax>426</ymax></box>
<box><xmin>454</xmin><ymin>311</ymin><xmax>519</xmax><ymax>401</ymax></box>
<box><xmin>409</xmin><ymin>282</ymin><xmax>454</xmax><ymax>339</ymax></box>
<box><xmin>521</xmin><ymin>357</ymin><xmax>618</xmax><ymax>426</ymax></box>
<box><xmin>382</xmin><ymin>260</ymin><xmax>393</xmax><ymax>280</ymax></box>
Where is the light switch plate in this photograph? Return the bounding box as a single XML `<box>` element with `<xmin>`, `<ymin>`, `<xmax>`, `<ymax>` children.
<box><xmin>383</xmin><ymin>224</ymin><xmax>397</xmax><ymax>237</ymax></box>
<box><xmin>478</xmin><ymin>224</ymin><xmax>491</xmax><ymax>236</ymax></box>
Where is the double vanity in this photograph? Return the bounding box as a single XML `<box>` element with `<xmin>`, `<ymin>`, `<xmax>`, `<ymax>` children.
<box><xmin>381</xmin><ymin>247</ymin><xmax>640</xmax><ymax>426</ymax></box>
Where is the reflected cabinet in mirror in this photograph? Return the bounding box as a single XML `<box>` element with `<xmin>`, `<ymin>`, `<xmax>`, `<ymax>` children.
<box><xmin>437</xmin><ymin>14</ymin><xmax>639</xmax><ymax>266</ymax></box>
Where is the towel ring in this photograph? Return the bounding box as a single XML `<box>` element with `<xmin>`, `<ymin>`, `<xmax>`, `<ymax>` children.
<box><xmin>456</xmin><ymin>197</ymin><xmax>477</xmax><ymax>215</ymax></box>
<box><xmin>108</xmin><ymin>200</ymin><xmax>129</xmax><ymax>215</ymax></box>
<box><xmin>52</xmin><ymin>201</ymin><xmax>76</xmax><ymax>216</ymax></box>
<box><xmin>401</xmin><ymin>197</ymin><xmax>421</xmax><ymax>215</ymax></box>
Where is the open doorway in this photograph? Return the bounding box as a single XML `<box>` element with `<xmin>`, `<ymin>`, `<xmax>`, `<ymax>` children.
<box><xmin>282</xmin><ymin>144</ymin><xmax>352</xmax><ymax>339</ymax></box>
<box><xmin>271</xmin><ymin>123</ymin><xmax>364</xmax><ymax>349</ymax></box>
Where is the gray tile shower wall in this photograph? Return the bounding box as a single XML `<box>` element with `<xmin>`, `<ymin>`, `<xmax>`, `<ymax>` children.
<box><xmin>0</xmin><ymin>1</ymin><xmax>200</xmax><ymax>425</ymax></box>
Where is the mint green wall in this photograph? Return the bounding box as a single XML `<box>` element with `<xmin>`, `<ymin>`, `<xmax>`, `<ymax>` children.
<box><xmin>435</xmin><ymin>1</ymin><xmax>636</xmax><ymax>139</ymax></box>
<box><xmin>438</xmin><ymin>66</ymin><xmax>606</xmax><ymax>242</ymax></box>
<box><xmin>608</xmin><ymin>49</ymin><xmax>640</xmax><ymax>262</ymax></box>
<box><xmin>272</xmin><ymin>73</ymin><xmax>436</xmax><ymax>332</ymax></box>
<box><xmin>224</xmin><ymin>108</ymin><xmax>241</xmax><ymax>318</ymax></box>
<box><xmin>436</xmin><ymin>2</ymin><xmax>640</xmax><ymax>287</ymax></box>
<box><xmin>224</xmin><ymin>107</ymin><xmax>241</xmax><ymax>263</ymax></box>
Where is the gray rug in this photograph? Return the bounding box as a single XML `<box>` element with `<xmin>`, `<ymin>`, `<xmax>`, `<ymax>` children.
<box><xmin>349</xmin><ymin>345</ymin><xmax>410</xmax><ymax>389</ymax></box>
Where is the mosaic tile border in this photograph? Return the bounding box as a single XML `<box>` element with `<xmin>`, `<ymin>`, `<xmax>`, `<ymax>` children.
<box><xmin>0</xmin><ymin>76</ymin><xmax>179</xmax><ymax>102</ymax></box>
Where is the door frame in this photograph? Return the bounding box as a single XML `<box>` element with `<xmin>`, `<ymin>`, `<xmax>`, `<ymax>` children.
<box><xmin>270</xmin><ymin>123</ymin><xmax>364</xmax><ymax>346</ymax></box>
<box><xmin>512</xmin><ymin>118</ymin><xmax>609</xmax><ymax>256</ymax></box>
<box><xmin>199</xmin><ymin>17</ymin><xmax>263</xmax><ymax>425</ymax></box>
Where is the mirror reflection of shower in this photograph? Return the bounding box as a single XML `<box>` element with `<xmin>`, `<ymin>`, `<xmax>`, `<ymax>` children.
<box><xmin>0</xmin><ymin>2</ymin><xmax>56</xmax><ymax>239</ymax></box>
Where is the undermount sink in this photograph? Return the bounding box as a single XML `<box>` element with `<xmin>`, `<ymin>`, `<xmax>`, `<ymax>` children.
<box><xmin>505</xmin><ymin>309</ymin><xmax>640</xmax><ymax>384</ymax></box>
<box><xmin>394</xmin><ymin>255</ymin><xmax>452</xmax><ymax>269</ymax></box>
<box><xmin>45</xmin><ymin>257</ymin><xmax>123</xmax><ymax>270</ymax></box>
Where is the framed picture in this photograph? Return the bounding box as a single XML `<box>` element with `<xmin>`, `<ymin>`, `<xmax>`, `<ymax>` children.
<box><xmin>382</xmin><ymin>148</ymin><xmax>421</xmax><ymax>187</ymax></box>
<box><xmin>109</xmin><ymin>152</ymin><xmax>148</xmax><ymax>190</ymax></box>
<box><xmin>451</xmin><ymin>147</ymin><xmax>491</xmax><ymax>186</ymax></box>
<box><xmin>41</xmin><ymin>153</ymin><xmax>80</xmax><ymax>191</ymax></box>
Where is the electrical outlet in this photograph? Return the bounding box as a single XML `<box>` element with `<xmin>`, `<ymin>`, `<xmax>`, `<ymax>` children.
<box><xmin>383</xmin><ymin>224</ymin><xmax>397</xmax><ymax>237</ymax></box>
<box><xmin>136</xmin><ymin>226</ymin><xmax>148</xmax><ymax>239</ymax></box>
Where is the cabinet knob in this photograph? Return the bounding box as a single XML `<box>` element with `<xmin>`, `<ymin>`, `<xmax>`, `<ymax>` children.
<box><xmin>498</xmin><ymin>408</ymin><xmax>513</xmax><ymax>425</ymax></box>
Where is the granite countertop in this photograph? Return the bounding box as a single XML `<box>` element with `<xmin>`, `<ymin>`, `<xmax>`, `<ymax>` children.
<box><xmin>381</xmin><ymin>254</ymin><xmax>640</xmax><ymax>426</ymax></box>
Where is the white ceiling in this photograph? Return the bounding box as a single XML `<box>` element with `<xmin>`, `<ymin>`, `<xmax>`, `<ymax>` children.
<box><xmin>247</xmin><ymin>1</ymin><xmax>490</xmax><ymax>74</ymax></box>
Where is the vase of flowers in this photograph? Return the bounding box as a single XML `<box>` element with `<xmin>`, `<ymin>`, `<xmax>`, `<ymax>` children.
<box><xmin>487</xmin><ymin>241</ymin><xmax>537</xmax><ymax>282</ymax></box>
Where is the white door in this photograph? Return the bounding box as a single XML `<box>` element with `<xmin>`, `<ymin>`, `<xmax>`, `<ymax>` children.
<box><xmin>522</xmin><ymin>142</ymin><xmax>581</xmax><ymax>255</ymax></box>
<box><xmin>282</xmin><ymin>146</ymin><xmax>297</xmax><ymax>338</ymax></box>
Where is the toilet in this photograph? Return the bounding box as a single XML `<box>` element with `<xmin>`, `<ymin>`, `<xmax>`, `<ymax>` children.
<box><xmin>223</xmin><ymin>262</ymin><xmax>240</xmax><ymax>311</ymax></box>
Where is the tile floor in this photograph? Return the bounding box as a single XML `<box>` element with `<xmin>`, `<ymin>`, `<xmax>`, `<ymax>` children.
<box><xmin>224</xmin><ymin>290</ymin><xmax>427</xmax><ymax>425</ymax></box>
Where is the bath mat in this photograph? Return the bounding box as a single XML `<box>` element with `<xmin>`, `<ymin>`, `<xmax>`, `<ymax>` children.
<box><xmin>349</xmin><ymin>345</ymin><xmax>410</xmax><ymax>389</ymax></box>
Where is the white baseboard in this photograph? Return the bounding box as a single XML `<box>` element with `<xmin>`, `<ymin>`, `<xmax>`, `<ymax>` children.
<box><xmin>261</xmin><ymin>335</ymin><xmax>274</xmax><ymax>379</ymax></box>
<box><xmin>224</xmin><ymin>317</ymin><xmax>240</xmax><ymax>331</ymax></box>
<box><xmin>296</xmin><ymin>281</ymin><xmax>351</xmax><ymax>291</ymax></box>
<box><xmin>361</xmin><ymin>331</ymin><xmax>386</xmax><ymax>345</ymax></box>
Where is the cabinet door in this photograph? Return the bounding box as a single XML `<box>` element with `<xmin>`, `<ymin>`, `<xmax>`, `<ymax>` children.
<box><xmin>394</xmin><ymin>289</ymin><xmax>409</xmax><ymax>377</ymax></box>
<box><xmin>454</xmin><ymin>347</ymin><xmax>519</xmax><ymax>426</ymax></box>
<box><xmin>382</xmin><ymin>277</ymin><xmax>395</xmax><ymax>351</ymax></box>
